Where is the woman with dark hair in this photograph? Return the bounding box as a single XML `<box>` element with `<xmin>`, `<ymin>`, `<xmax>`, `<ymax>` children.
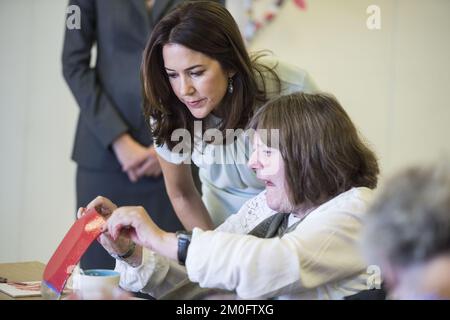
<box><xmin>141</xmin><ymin>1</ymin><xmax>317</xmax><ymax>229</ymax></box>
<box><xmin>62</xmin><ymin>0</ymin><xmax>214</xmax><ymax>271</ymax></box>
<box><xmin>81</xmin><ymin>92</ymin><xmax>380</xmax><ymax>299</ymax></box>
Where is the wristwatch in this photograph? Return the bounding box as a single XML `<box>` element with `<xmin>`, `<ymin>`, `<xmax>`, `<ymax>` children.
<box><xmin>110</xmin><ymin>241</ymin><xmax>136</xmax><ymax>261</ymax></box>
<box><xmin>176</xmin><ymin>231</ymin><xmax>192</xmax><ymax>265</ymax></box>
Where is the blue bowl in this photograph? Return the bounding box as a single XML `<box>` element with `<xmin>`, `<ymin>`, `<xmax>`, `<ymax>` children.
<box><xmin>83</xmin><ymin>269</ymin><xmax>120</xmax><ymax>277</ymax></box>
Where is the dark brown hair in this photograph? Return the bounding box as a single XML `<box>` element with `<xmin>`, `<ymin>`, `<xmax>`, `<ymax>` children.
<box><xmin>141</xmin><ymin>1</ymin><xmax>279</xmax><ymax>149</ymax></box>
<box><xmin>248</xmin><ymin>92</ymin><xmax>379</xmax><ymax>207</ymax></box>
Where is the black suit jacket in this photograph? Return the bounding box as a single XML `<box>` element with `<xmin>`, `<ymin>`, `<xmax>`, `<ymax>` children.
<box><xmin>62</xmin><ymin>0</ymin><xmax>224</xmax><ymax>171</ymax></box>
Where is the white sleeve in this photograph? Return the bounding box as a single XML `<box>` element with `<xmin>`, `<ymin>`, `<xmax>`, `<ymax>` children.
<box><xmin>185</xmin><ymin>210</ymin><xmax>366</xmax><ymax>299</ymax></box>
<box><xmin>275</xmin><ymin>59</ymin><xmax>319</xmax><ymax>94</ymax></box>
<box><xmin>115</xmin><ymin>248</ymin><xmax>188</xmax><ymax>299</ymax></box>
<box><xmin>258</xmin><ymin>56</ymin><xmax>319</xmax><ymax>95</ymax></box>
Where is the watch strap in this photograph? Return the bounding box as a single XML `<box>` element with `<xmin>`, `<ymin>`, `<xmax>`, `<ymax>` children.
<box><xmin>176</xmin><ymin>231</ymin><xmax>192</xmax><ymax>265</ymax></box>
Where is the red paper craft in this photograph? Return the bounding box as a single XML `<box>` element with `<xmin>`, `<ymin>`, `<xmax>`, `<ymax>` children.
<box><xmin>41</xmin><ymin>208</ymin><xmax>105</xmax><ymax>299</ymax></box>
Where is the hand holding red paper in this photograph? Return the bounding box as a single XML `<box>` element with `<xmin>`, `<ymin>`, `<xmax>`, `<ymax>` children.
<box><xmin>85</xmin><ymin>196</ymin><xmax>177</xmax><ymax>261</ymax></box>
<box><xmin>42</xmin><ymin>207</ymin><xmax>106</xmax><ymax>299</ymax></box>
<box><xmin>79</xmin><ymin>197</ymin><xmax>132</xmax><ymax>257</ymax></box>
<box><xmin>104</xmin><ymin>205</ymin><xmax>165</xmax><ymax>252</ymax></box>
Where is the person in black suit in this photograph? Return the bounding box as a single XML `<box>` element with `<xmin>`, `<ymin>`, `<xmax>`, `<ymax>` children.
<box><xmin>62</xmin><ymin>0</ymin><xmax>223</xmax><ymax>271</ymax></box>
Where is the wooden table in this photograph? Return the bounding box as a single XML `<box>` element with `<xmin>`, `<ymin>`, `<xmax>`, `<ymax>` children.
<box><xmin>0</xmin><ymin>261</ymin><xmax>46</xmax><ymax>300</ymax></box>
<box><xmin>0</xmin><ymin>261</ymin><xmax>140</xmax><ymax>300</ymax></box>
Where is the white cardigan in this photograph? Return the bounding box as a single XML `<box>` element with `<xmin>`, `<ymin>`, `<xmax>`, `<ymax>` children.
<box><xmin>115</xmin><ymin>187</ymin><xmax>373</xmax><ymax>299</ymax></box>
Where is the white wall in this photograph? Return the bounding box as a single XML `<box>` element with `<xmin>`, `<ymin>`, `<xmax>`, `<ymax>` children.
<box><xmin>1</xmin><ymin>0</ymin><xmax>449</xmax><ymax>263</ymax></box>
<box><xmin>229</xmin><ymin>0</ymin><xmax>450</xmax><ymax>179</ymax></box>
<box><xmin>0</xmin><ymin>0</ymin><xmax>77</xmax><ymax>263</ymax></box>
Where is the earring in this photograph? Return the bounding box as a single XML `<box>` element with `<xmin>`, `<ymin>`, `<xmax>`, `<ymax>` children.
<box><xmin>228</xmin><ymin>77</ymin><xmax>234</xmax><ymax>94</ymax></box>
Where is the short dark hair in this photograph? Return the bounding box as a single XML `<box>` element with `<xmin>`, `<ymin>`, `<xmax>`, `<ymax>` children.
<box><xmin>248</xmin><ymin>92</ymin><xmax>379</xmax><ymax>207</ymax></box>
<box><xmin>362</xmin><ymin>161</ymin><xmax>450</xmax><ymax>268</ymax></box>
<box><xmin>141</xmin><ymin>1</ymin><xmax>279</xmax><ymax>149</ymax></box>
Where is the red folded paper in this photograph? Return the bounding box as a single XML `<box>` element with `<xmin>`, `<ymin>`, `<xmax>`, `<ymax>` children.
<box><xmin>41</xmin><ymin>208</ymin><xmax>106</xmax><ymax>299</ymax></box>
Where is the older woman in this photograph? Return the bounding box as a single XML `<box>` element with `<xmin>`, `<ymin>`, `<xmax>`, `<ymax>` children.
<box><xmin>82</xmin><ymin>92</ymin><xmax>379</xmax><ymax>299</ymax></box>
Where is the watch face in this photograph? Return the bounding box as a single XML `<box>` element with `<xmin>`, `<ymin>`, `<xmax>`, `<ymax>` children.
<box><xmin>176</xmin><ymin>231</ymin><xmax>191</xmax><ymax>265</ymax></box>
<box><xmin>176</xmin><ymin>231</ymin><xmax>192</xmax><ymax>241</ymax></box>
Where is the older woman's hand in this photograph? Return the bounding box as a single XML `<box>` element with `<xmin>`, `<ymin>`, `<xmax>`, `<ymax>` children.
<box><xmin>83</xmin><ymin>195</ymin><xmax>118</xmax><ymax>217</ymax></box>
<box><xmin>103</xmin><ymin>206</ymin><xmax>178</xmax><ymax>260</ymax></box>
<box><xmin>103</xmin><ymin>206</ymin><xmax>160</xmax><ymax>248</ymax></box>
<box><xmin>77</xmin><ymin>196</ymin><xmax>132</xmax><ymax>258</ymax></box>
